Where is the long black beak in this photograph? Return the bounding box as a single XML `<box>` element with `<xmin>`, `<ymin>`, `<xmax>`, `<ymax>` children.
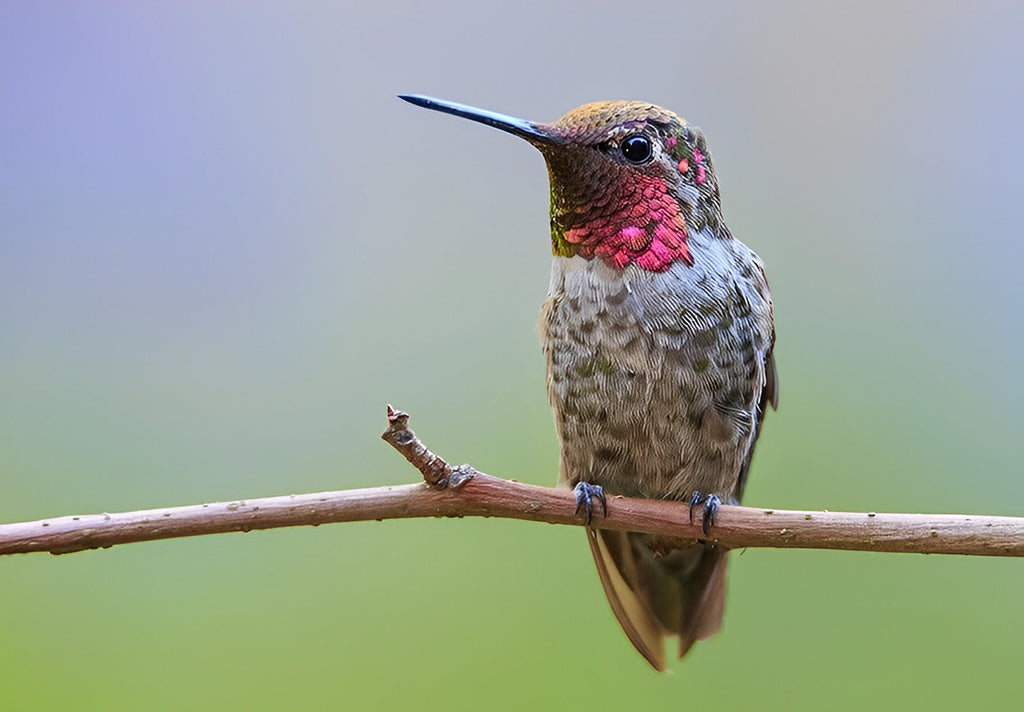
<box><xmin>398</xmin><ymin>94</ymin><xmax>559</xmax><ymax>145</ymax></box>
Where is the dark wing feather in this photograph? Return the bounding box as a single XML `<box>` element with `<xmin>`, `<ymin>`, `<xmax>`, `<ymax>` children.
<box><xmin>734</xmin><ymin>347</ymin><xmax>777</xmax><ymax>501</ymax></box>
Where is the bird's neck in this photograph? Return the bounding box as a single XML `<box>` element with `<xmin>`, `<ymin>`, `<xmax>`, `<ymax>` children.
<box><xmin>548</xmin><ymin>174</ymin><xmax>703</xmax><ymax>273</ymax></box>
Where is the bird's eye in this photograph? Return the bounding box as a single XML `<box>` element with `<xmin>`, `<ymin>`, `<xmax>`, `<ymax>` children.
<box><xmin>620</xmin><ymin>135</ymin><xmax>653</xmax><ymax>164</ymax></box>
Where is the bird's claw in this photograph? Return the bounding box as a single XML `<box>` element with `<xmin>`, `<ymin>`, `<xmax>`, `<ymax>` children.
<box><xmin>688</xmin><ymin>491</ymin><xmax>722</xmax><ymax>536</ymax></box>
<box><xmin>573</xmin><ymin>481</ymin><xmax>607</xmax><ymax>526</ymax></box>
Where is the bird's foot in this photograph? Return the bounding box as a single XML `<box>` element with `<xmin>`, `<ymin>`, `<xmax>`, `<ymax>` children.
<box><xmin>688</xmin><ymin>491</ymin><xmax>722</xmax><ymax>536</ymax></box>
<box><xmin>573</xmin><ymin>481</ymin><xmax>607</xmax><ymax>527</ymax></box>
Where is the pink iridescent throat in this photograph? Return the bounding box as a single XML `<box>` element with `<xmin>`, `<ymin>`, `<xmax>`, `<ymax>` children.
<box><xmin>558</xmin><ymin>174</ymin><xmax>692</xmax><ymax>272</ymax></box>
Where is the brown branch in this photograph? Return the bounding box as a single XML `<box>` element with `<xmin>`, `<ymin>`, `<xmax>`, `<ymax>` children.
<box><xmin>0</xmin><ymin>406</ymin><xmax>1021</xmax><ymax>558</ymax></box>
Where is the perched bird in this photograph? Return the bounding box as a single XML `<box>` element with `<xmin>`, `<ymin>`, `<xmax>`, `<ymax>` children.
<box><xmin>399</xmin><ymin>94</ymin><xmax>777</xmax><ymax>670</ymax></box>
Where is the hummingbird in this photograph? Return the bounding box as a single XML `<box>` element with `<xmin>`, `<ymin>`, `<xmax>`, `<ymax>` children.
<box><xmin>399</xmin><ymin>94</ymin><xmax>777</xmax><ymax>670</ymax></box>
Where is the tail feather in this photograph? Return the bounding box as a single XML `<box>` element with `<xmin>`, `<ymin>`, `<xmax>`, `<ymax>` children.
<box><xmin>587</xmin><ymin>529</ymin><xmax>667</xmax><ymax>671</ymax></box>
<box><xmin>677</xmin><ymin>546</ymin><xmax>727</xmax><ymax>657</ymax></box>
<box><xmin>588</xmin><ymin>529</ymin><xmax>728</xmax><ymax>670</ymax></box>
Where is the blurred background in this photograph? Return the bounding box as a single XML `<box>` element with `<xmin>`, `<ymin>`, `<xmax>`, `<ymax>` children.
<box><xmin>2</xmin><ymin>1</ymin><xmax>1022</xmax><ymax>708</ymax></box>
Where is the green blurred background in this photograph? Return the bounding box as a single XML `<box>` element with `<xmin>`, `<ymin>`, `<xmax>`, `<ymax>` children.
<box><xmin>2</xmin><ymin>1</ymin><xmax>1022</xmax><ymax>708</ymax></box>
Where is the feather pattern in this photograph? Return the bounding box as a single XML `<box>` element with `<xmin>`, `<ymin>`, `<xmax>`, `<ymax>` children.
<box><xmin>541</xmin><ymin>224</ymin><xmax>775</xmax><ymax>668</ymax></box>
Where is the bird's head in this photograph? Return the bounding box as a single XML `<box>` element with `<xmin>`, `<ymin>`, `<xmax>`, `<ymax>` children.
<box><xmin>400</xmin><ymin>95</ymin><xmax>724</xmax><ymax>272</ymax></box>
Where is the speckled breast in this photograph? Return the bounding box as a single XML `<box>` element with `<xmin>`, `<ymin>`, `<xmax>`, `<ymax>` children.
<box><xmin>540</xmin><ymin>243</ymin><xmax>771</xmax><ymax>502</ymax></box>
